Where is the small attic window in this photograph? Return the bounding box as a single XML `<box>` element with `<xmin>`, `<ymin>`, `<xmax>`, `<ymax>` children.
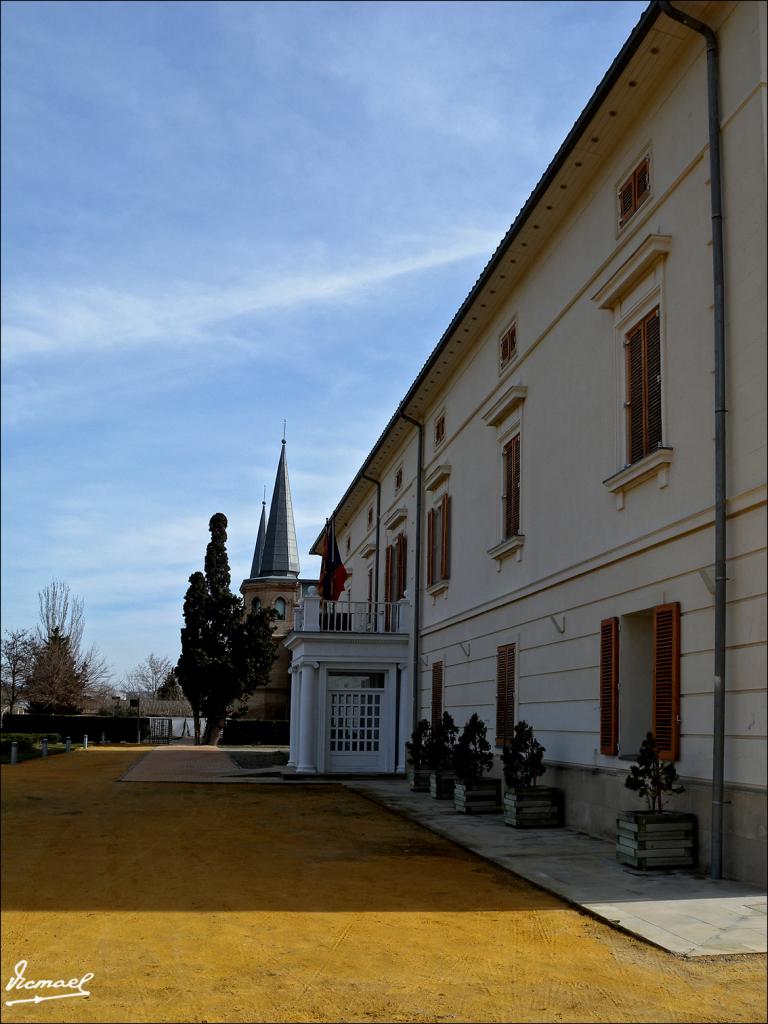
<box><xmin>500</xmin><ymin>323</ymin><xmax>517</xmax><ymax>370</ymax></box>
<box><xmin>346</xmin><ymin>534</ymin><xmax>351</xmax><ymax>554</ymax></box>
<box><xmin>618</xmin><ymin>155</ymin><xmax>651</xmax><ymax>228</ymax></box>
<box><xmin>367</xmin><ymin>505</ymin><xmax>373</xmax><ymax>528</ymax></box>
<box><xmin>395</xmin><ymin>466</ymin><xmax>403</xmax><ymax>492</ymax></box>
<box><xmin>434</xmin><ymin>412</ymin><xmax>446</xmax><ymax>448</ymax></box>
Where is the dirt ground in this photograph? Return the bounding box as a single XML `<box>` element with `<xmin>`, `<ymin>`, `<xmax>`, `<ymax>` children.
<box><xmin>1</xmin><ymin>750</ymin><xmax>765</xmax><ymax>1024</ymax></box>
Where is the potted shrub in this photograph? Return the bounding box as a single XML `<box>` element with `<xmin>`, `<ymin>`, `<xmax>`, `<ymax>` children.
<box><xmin>452</xmin><ymin>714</ymin><xmax>501</xmax><ymax>814</ymax></box>
<box><xmin>426</xmin><ymin>712</ymin><xmax>459</xmax><ymax>799</ymax></box>
<box><xmin>405</xmin><ymin>719</ymin><xmax>432</xmax><ymax>791</ymax></box>
<box><xmin>617</xmin><ymin>732</ymin><xmax>695</xmax><ymax>869</ymax></box>
<box><xmin>502</xmin><ymin>720</ymin><xmax>563</xmax><ymax>828</ymax></box>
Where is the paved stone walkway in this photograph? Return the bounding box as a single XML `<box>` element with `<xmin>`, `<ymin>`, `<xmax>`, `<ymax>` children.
<box><xmin>349</xmin><ymin>779</ymin><xmax>767</xmax><ymax>959</ymax></box>
<box><xmin>122</xmin><ymin>748</ymin><xmax>767</xmax><ymax>958</ymax></box>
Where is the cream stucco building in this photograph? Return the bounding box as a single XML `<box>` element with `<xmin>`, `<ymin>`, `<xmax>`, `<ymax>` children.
<box><xmin>286</xmin><ymin>0</ymin><xmax>767</xmax><ymax>886</ymax></box>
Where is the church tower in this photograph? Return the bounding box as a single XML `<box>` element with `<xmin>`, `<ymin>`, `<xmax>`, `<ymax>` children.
<box><xmin>240</xmin><ymin>440</ymin><xmax>301</xmax><ymax>720</ymax></box>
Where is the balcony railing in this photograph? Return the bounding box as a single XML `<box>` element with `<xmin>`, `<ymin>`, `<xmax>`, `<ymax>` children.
<box><xmin>293</xmin><ymin>595</ymin><xmax>409</xmax><ymax>634</ymax></box>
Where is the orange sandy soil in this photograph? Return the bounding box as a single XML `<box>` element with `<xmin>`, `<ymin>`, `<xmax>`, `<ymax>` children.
<box><xmin>2</xmin><ymin>749</ymin><xmax>765</xmax><ymax>1024</ymax></box>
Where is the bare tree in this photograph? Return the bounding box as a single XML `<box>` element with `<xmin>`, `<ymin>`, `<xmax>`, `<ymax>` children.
<box><xmin>25</xmin><ymin>579</ymin><xmax>112</xmax><ymax>714</ymax></box>
<box><xmin>122</xmin><ymin>653</ymin><xmax>174</xmax><ymax>698</ymax></box>
<box><xmin>36</xmin><ymin>578</ymin><xmax>85</xmax><ymax>651</ymax></box>
<box><xmin>1</xmin><ymin>628</ymin><xmax>36</xmax><ymax>714</ymax></box>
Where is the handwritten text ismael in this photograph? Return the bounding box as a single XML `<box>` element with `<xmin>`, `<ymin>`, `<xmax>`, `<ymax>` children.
<box><xmin>5</xmin><ymin>960</ymin><xmax>94</xmax><ymax>1007</ymax></box>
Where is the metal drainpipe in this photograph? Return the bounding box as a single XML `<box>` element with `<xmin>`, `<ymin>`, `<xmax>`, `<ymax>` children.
<box><xmin>400</xmin><ymin>413</ymin><xmax>423</xmax><ymax>736</ymax></box>
<box><xmin>361</xmin><ymin>473</ymin><xmax>381</xmax><ymax>603</ymax></box>
<box><xmin>659</xmin><ymin>1</ymin><xmax>727</xmax><ymax>880</ymax></box>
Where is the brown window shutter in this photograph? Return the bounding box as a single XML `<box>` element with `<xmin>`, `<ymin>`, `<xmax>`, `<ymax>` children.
<box><xmin>635</xmin><ymin>157</ymin><xmax>650</xmax><ymax>206</ymax></box>
<box><xmin>599</xmin><ymin>618</ymin><xmax>619</xmax><ymax>755</ymax></box>
<box><xmin>618</xmin><ymin>177</ymin><xmax>635</xmax><ymax>225</ymax></box>
<box><xmin>398</xmin><ymin>533</ymin><xmax>407</xmax><ymax>599</ymax></box>
<box><xmin>496</xmin><ymin>644</ymin><xmax>515</xmax><ymax>746</ymax></box>
<box><xmin>626</xmin><ymin>323</ymin><xmax>645</xmax><ymax>464</ymax></box>
<box><xmin>645</xmin><ymin>308</ymin><xmax>662</xmax><ymax>452</ymax></box>
<box><xmin>384</xmin><ymin>545</ymin><xmax>392</xmax><ymax>603</ymax></box>
<box><xmin>504</xmin><ymin>435</ymin><xmax>521</xmax><ymax>538</ymax></box>
<box><xmin>653</xmin><ymin>602</ymin><xmax>681</xmax><ymax>761</ymax></box>
<box><xmin>440</xmin><ymin>493</ymin><xmax>450</xmax><ymax>580</ymax></box>
<box><xmin>431</xmin><ymin>661</ymin><xmax>443</xmax><ymax>729</ymax></box>
<box><xmin>427</xmin><ymin>508</ymin><xmax>435</xmax><ymax>587</ymax></box>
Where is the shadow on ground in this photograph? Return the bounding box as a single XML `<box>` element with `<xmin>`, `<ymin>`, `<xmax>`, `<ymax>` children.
<box><xmin>2</xmin><ymin>750</ymin><xmax>562</xmax><ymax>914</ymax></box>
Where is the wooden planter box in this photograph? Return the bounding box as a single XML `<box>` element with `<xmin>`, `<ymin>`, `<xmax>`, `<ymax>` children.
<box><xmin>616</xmin><ymin>810</ymin><xmax>697</xmax><ymax>869</ymax></box>
<box><xmin>503</xmin><ymin>786</ymin><xmax>563</xmax><ymax>828</ymax></box>
<box><xmin>454</xmin><ymin>779</ymin><xmax>502</xmax><ymax>814</ymax></box>
<box><xmin>429</xmin><ymin>770</ymin><xmax>457</xmax><ymax>799</ymax></box>
<box><xmin>407</xmin><ymin>766</ymin><xmax>431</xmax><ymax>792</ymax></box>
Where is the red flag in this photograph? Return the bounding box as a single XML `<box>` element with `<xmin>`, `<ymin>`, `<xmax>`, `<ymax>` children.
<box><xmin>319</xmin><ymin>517</ymin><xmax>348</xmax><ymax>601</ymax></box>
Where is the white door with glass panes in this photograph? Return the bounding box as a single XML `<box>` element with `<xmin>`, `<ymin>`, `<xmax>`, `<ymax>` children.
<box><xmin>327</xmin><ymin>672</ymin><xmax>386</xmax><ymax>772</ymax></box>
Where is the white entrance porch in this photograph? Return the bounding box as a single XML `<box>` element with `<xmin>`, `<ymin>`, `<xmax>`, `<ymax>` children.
<box><xmin>284</xmin><ymin>592</ymin><xmax>411</xmax><ymax>774</ymax></box>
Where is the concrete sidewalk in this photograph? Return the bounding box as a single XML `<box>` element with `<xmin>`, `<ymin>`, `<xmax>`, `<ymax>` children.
<box><xmin>121</xmin><ymin>748</ymin><xmax>766</xmax><ymax>959</ymax></box>
<box><xmin>348</xmin><ymin>779</ymin><xmax>767</xmax><ymax>959</ymax></box>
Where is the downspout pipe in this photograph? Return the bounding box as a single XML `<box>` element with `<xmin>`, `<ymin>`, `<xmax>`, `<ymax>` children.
<box><xmin>400</xmin><ymin>413</ymin><xmax>423</xmax><ymax>736</ymax></box>
<box><xmin>361</xmin><ymin>473</ymin><xmax>381</xmax><ymax>603</ymax></box>
<box><xmin>659</xmin><ymin>1</ymin><xmax>727</xmax><ymax>880</ymax></box>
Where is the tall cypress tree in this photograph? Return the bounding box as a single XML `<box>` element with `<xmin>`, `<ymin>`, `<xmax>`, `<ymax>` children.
<box><xmin>177</xmin><ymin>571</ymin><xmax>209</xmax><ymax>744</ymax></box>
<box><xmin>177</xmin><ymin>513</ymin><xmax>277</xmax><ymax>745</ymax></box>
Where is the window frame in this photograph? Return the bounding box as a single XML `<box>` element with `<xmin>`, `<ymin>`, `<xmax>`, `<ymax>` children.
<box><xmin>502</xmin><ymin>432</ymin><xmax>521</xmax><ymax>540</ymax></box>
<box><xmin>499</xmin><ymin>321</ymin><xmax>517</xmax><ymax>372</ymax></box>
<box><xmin>426</xmin><ymin>492</ymin><xmax>451</xmax><ymax>592</ymax></box>
<box><xmin>617</xmin><ymin>152</ymin><xmax>652</xmax><ymax>230</ymax></box>
<box><xmin>434</xmin><ymin>410</ymin><xmax>446</xmax><ymax>449</ymax></box>
<box><xmin>618</xmin><ymin>299</ymin><xmax>667</xmax><ymax>468</ymax></box>
<box><xmin>495</xmin><ymin>643</ymin><xmax>516</xmax><ymax>748</ymax></box>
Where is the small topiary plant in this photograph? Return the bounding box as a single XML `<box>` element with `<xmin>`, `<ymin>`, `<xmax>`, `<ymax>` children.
<box><xmin>425</xmin><ymin>712</ymin><xmax>458</xmax><ymax>771</ymax></box>
<box><xmin>502</xmin><ymin>720</ymin><xmax>546</xmax><ymax>789</ymax></box>
<box><xmin>406</xmin><ymin>719</ymin><xmax>431</xmax><ymax>770</ymax></box>
<box><xmin>453</xmin><ymin>713</ymin><xmax>494</xmax><ymax>783</ymax></box>
<box><xmin>625</xmin><ymin>732</ymin><xmax>685</xmax><ymax>813</ymax></box>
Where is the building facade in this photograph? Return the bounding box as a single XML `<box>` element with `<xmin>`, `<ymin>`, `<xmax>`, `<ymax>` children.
<box><xmin>287</xmin><ymin>0</ymin><xmax>767</xmax><ymax>885</ymax></box>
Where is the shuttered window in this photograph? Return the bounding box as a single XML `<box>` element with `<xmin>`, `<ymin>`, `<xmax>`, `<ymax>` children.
<box><xmin>434</xmin><ymin>413</ymin><xmax>445</xmax><ymax>447</ymax></box>
<box><xmin>653</xmin><ymin>603</ymin><xmax>681</xmax><ymax>761</ymax></box>
<box><xmin>503</xmin><ymin>434</ymin><xmax>521</xmax><ymax>538</ymax></box>
<box><xmin>599</xmin><ymin>618</ymin><xmax>619</xmax><ymax>755</ymax></box>
<box><xmin>427</xmin><ymin>494</ymin><xmax>451</xmax><ymax>587</ymax></box>
<box><xmin>625</xmin><ymin>307</ymin><xmax>662</xmax><ymax>465</ymax></box>
<box><xmin>618</xmin><ymin>155</ymin><xmax>651</xmax><ymax>227</ymax></box>
<box><xmin>395</xmin><ymin>533</ymin><xmax>407</xmax><ymax>600</ymax></box>
<box><xmin>431</xmin><ymin>661</ymin><xmax>443</xmax><ymax>729</ymax></box>
<box><xmin>496</xmin><ymin>644</ymin><xmax>516</xmax><ymax>747</ymax></box>
<box><xmin>500</xmin><ymin>323</ymin><xmax>517</xmax><ymax>369</ymax></box>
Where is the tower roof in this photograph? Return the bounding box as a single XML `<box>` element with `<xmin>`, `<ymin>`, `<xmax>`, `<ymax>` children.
<box><xmin>249</xmin><ymin>501</ymin><xmax>267</xmax><ymax>579</ymax></box>
<box><xmin>259</xmin><ymin>441</ymin><xmax>300</xmax><ymax>578</ymax></box>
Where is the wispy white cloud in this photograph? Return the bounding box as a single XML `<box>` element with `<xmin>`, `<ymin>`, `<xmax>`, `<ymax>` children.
<box><xmin>2</xmin><ymin>227</ymin><xmax>499</xmax><ymax>364</ymax></box>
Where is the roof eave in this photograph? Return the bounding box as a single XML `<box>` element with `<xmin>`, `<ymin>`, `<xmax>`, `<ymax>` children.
<box><xmin>310</xmin><ymin>0</ymin><xmax>662</xmax><ymax>552</ymax></box>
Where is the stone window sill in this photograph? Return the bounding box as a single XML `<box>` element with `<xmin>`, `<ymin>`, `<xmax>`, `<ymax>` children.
<box><xmin>487</xmin><ymin>534</ymin><xmax>524</xmax><ymax>568</ymax></box>
<box><xmin>603</xmin><ymin>447</ymin><xmax>674</xmax><ymax>510</ymax></box>
<box><xmin>427</xmin><ymin>579</ymin><xmax>449</xmax><ymax>599</ymax></box>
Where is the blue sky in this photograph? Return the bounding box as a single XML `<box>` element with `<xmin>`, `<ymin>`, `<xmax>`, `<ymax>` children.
<box><xmin>1</xmin><ymin>0</ymin><xmax>648</xmax><ymax>682</ymax></box>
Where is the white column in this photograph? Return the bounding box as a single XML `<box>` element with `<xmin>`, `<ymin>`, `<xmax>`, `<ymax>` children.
<box><xmin>288</xmin><ymin>667</ymin><xmax>300</xmax><ymax>767</ymax></box>
<box><xmin>297</xmin><ymin>662</ymin><xmax>318</xmax><ymax>773</ymax></box>
<box><xmin>396</xmin><ymin>663</ymin><xmax>410</xmax><ymax>773</ymax></box>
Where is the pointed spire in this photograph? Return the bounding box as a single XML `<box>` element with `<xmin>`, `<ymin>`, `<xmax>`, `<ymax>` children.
<box><xmin>249</xmin><ymin>500</ymin><xmax>267</xmax><ymax>579</ymax></box>
<box><xmin>259</xmin><ymin>440</ymin><xmax>300</xmax><ymax>578</ymax></box>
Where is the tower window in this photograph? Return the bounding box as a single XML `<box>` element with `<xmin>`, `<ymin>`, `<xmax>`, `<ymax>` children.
<box><xmin>274</xmin><ymin>597</ymin><xmax>286</xmax><ymax>620</ymax></box>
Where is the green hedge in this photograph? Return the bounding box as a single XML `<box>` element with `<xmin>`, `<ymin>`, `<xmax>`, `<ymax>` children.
<box><xmin>1</xmin><ymin>736</ymin><xmax>35</xmax><ymax>754</ymax></box>
<box><xmin>1</xmin><ymin>732</ymin><xmax>63</xmax><ymax>748</ymax></box>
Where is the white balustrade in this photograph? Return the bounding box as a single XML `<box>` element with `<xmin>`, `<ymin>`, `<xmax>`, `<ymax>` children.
<box><xmin>295</xmin><ymin>595</ymin><xmax>408</xmax><ymax>634</ymax></box>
